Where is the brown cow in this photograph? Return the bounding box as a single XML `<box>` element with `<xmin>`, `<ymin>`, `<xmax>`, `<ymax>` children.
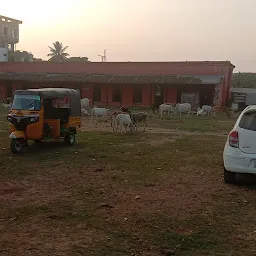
<box><xmin>131</xmin><ymin>112</ymin><xmax>147</xmax><ymax>131</ymax></box>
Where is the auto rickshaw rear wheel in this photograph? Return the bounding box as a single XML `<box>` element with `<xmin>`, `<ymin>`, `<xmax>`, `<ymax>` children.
<box><xmin>33</xmin><ymin>140</ymin><xmax>42</xmax><ymax>144</ymax></box>
<box><xmin>64</xmin><ymin>133</ymin><xmax>76</xmax><ymax>145</ymax></box>
<box><xmin>10</xmin><ymin>138</ymin><xmax>27</xmax><ymax>154</ymax></box>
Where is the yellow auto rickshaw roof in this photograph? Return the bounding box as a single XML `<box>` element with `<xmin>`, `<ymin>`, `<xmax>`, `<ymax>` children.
<box><xmin>14</xmin><ymin>88</ymin><xmax>80</xmax><ymax>99</ymax></box>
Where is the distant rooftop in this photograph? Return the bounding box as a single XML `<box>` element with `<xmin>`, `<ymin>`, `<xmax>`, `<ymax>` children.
<box><xmin>0</xmin><ymin>61</ymin><xmax>235</xmax><ymax>77</ymax></box>
<box><xmin>0</xmin><ymin>73</ymin><xmax>224</xmax><ymax>84</ymax></box>
<box><xmin>0</xmin><ymin>15</ymin><xmax>22</xmax><ymax>24</ymax></box>
<box><xmin>230</xmin><ymin>87</ymin><xmax>256</xmax><ymax>93</ymax></box>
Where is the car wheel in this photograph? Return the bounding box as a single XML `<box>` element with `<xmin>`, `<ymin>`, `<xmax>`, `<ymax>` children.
<box><xmin>10</xmin><ymin>138</ymin><xmax>26</xmax><ymax>154</ymax></box>
<box><xmin>64</xmin><ymin>133</ymin><xmax>76</xmax><ymax>145</ymax></box>
<box><xmin>224</xmin><ymin>167</ymin><xmax>235</xmax><ymax>184</ymax></box>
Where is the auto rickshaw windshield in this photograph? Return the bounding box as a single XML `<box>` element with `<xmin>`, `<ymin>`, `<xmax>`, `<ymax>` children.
<box><xmin>11</xmin><ymin>94</ymin><xmax>41</xmax><ymax>111</ymax></box>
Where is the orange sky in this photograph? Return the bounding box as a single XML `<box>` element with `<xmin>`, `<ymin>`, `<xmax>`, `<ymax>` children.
<box><xmin>2</xmin><ymin>0</ymin><xmax>256</xmax><ymax>71</ymax></box>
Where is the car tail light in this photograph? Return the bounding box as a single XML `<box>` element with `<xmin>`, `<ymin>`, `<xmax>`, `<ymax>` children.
<box><xmin>229</xmin><ymin>130</ymin><xmax>239</xmax><ymax>148</ymax></box>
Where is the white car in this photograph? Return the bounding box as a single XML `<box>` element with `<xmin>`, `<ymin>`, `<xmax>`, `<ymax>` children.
<box><xmin>223</xmin><ymin>105</ymin><xmax>256</xmax><ymax>183</ymax></box>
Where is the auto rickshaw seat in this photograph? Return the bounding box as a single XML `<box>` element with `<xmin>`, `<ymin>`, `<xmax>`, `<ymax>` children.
<box><xmin>57</xmin><ymin>108</ymin><xmax>69</xmax><ymax>124</ymax></box>
<box><xmin>44</xmin><ymin>101</ymin><xmax>69</xmax><ymax>124</ymax></box>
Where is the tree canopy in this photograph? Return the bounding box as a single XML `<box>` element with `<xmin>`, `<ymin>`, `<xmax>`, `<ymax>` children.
<box><xmin>232</xmin><ymin>73</ymin><xmax>256</xmax><ymax>88</ymax></box>
<box><xmin>66</xmin><ymin>57</ymin><xmax>90</xmax><ymax>62</ymax></box>
<box><xmin>47</xmin><ymin>41</ymin><xmax>69</xmax><ymax>62</ymax></box>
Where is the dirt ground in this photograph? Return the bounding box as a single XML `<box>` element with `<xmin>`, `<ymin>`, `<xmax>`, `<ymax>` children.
<box><xmin>1</xmin><ymin>111</ymin><xmax>256</xmax><ymax>256</ymax></box>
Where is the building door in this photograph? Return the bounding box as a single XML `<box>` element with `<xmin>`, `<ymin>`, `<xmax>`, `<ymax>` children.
<box><xmin>93</xmin><ymin>85</ymin><xmax>102</xmax><ymax>104</ymax></box>
<box><xmin>181</xmin><ymin>92</ymin><xmax>199</xmax><ymax>110</ymax></box>
<box><xmin>154</xmin><ymin>85</ymin><xmax>164</xmax><ymax>106</ymax></box>
<box><xmin>200</xmin><ymin>87</ymin><xmax>215</xmax><ymax>106</ymax></box>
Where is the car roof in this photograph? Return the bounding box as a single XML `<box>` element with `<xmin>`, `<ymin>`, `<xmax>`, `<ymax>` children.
<box><xmin>243</xmin><ymin>105</ymin><xmax>256</xmax><ymax>112</ymax></box>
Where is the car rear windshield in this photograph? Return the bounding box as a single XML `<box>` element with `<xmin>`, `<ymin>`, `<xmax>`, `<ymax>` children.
<box><xmin>239</xmin><ymin>111</ymin><xmax>256</xmax><ymax>131</ymax></box>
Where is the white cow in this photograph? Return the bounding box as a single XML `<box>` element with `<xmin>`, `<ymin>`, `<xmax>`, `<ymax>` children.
<box><xmin>201</xmin><ymin>105</ymin><xmax>213</xmax><ymax>116</ymax></box>
<box><xmin>115</xmin><ymin>113</ymin><xmax>134</xmax><ymax>134</ymax></box>
<box><xmin>91</xmin><ymin>107</ymin><xmax>110</xmax><ymax>125</ymax></box>
<box><xmin>81</xmin><ymin>98</ymin><xmax>90</xmax><ymax>109</ymax></box>
<box><xmin>159</xmin><ymin>104</ymin><xmax>173</xmax><ymax>118</ymax></box>
<box><xmin>174</xmin><ymin>103</ymin><xmax>191</xmax><ymax>117</ymax></box>
<box><xmin>2</xmin><ymin>103</ymin><xmax>11</xmax><ymax>109</ymax></box>
<box><xmin>110</xmin><ymin>111</ymin><xmax>122</xmax><ymax>132</ymax></box>
<box><xmin>196</xmin><ymin>107</ymin><xmax>206</xmax><ymax>116</ymax></box>
<box><xmin>81</xmin><ymin>98</ymin><xmax>90</xmax><ymax>116</ymax></box>
<box><xmin>81</xmin><ymin>109</ymin><xmax>91</xmax><ymax>116</ymax></box>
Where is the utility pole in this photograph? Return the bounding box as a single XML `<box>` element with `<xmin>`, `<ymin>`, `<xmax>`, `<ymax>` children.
<box><xmin>103</xmin><ymin>49</ymin><xmax>107</xmax><ymax>62</ymax></box>
<box><xmin>98</xmin><ymin>49</ymin><xmax>107</xmax><ymax>62</ymax></box>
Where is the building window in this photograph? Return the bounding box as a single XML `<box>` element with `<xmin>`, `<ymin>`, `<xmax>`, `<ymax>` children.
<box><xmin>93</xmin><ymin>86</ymin><xmax>101</xmax><ymax>102</ymax></box>
<box><xmin>133</xmin><ymin>87</ymin><xmax>142</xmax><ymax>104</ymax></box>
<box><xmin>0</xmin><ymin>41</ymin><xmax>5</xmax><ymax>48</ymax></box>
<box><xmin>3</xmin><ymin>26</ymin><xmax>8</xmax><ymax>36</ymax></box>
<box><xmin>12</xmin><ymin>29</ymin><xmax>17</xmax><ymax>38</ymax></box>
<box><xmin>181</xmin><ymin>92</ymin><xmax>199</xmax><ymax>109</ymax></box>
<box><xmin>112</xmin><ymin>88</ymin><xmax>121</xmax><ymax>102</ymax></box>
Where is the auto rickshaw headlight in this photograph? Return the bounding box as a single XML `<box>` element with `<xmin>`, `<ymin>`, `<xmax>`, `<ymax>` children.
<box><xmin>7</xmin><ymin>116</ymin><xmax>12</xmax><ymax>122</ymax></box>
<box><xmin>30</xmin><ymin>117</ymin><xmax>39</xmax><ymax>122</ymax></box>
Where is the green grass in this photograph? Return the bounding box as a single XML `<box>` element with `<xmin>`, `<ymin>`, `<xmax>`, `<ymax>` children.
<box><xmin>149</xmin><ymin>114</ymin><xmax>236</xmax><ymax>133</ymax></box>
<box><xmin>1</xmin><ymin>110</ymin><xmax>256</xmax><ymax>255</ymax></box>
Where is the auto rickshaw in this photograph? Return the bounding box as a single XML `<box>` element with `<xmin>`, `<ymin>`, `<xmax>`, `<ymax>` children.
<box><xmin>7</xmin><ymin>88</ymin><xmax>81</xmax><ymax>153</ymax></box>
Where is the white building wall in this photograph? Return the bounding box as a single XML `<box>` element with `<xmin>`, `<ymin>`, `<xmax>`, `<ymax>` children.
<box><xmin>0</xmin><ymin>45</ymin><xmax>8</xmax><ymax>61</ymax></box>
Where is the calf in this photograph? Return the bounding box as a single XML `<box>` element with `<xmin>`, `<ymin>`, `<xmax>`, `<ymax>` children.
<box><xmin>196</xmin><ymin>107</ymin><xmax>205</xmax><ymax>116</ymax></box>
<box><xmin>202</xmin><ymin>105</ymin><xmax>213</xmax><ymax>116</ymax></box>
<box><xmin>115</xmin><ymin>113</ymin><xmax>134</xmax><ymax>134</ymax></box>
<box><xmin>131</xmin><ymin>112</ymin><xmax>147</xmax><ymax>131</ymax></box>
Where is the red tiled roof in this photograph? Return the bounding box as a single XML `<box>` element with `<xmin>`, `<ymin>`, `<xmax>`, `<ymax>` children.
<box><xmin>0</xmin><ymin>61</ymin><xmax>235</xmax><ymax>76</ymax></box>
<box><xmin>0</xmin><ymin>73</ymin><xmax>223</xmax><ymax>84</ymax></box>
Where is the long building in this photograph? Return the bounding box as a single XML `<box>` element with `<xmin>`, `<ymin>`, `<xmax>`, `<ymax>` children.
<box><xmin>0</xmin><ymin>61</ymin><xmax>235</xmax><ymax>108</ymax></box>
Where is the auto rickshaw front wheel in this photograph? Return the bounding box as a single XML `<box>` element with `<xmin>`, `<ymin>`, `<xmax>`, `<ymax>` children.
<box><xmin>64</xmin><ymin>133</ymin><xmax>76</xmax><ymax>145</ymax></box>
<box><xmin>10</xmin><ymin>138</ymin><xmax>27</xmax><ymax>154</ymax></box>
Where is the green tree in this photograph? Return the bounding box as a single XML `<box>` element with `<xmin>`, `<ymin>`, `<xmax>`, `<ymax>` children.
<box><xmin>232</xmin><ymin>73</ymin><xmax>256</xmax><ymax>88</ymax></box>
<box><xmin>47</xmin><ymin>41</ymin><xmax>69</xmax><ymax>62</ymax></box>
<box><xmin>66</xmin><ymin>57</ymin><xmax>90</xmax><ymax>62</ymax></box>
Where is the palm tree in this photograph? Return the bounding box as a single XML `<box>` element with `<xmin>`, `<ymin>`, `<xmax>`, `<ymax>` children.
<box><xmin>47</xmin><ymin>41</ymin><xmax>69</xmax><ymax>62</ymax></box>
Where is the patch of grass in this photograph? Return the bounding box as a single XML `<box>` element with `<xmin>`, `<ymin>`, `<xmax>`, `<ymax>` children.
<box><xmin>2</xmin><ymin>115</ymin><xmax>256</xmax><ymax>255</ymax></box>
<box><xmin>150</xmin><ymin>115</ymin><xmax>236</xmax><ymax>133</ymax></box>
<box><xmin>142</xmin><ymin>214</ymin><xmax>222</xmax><ymax>255</ymax></box>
